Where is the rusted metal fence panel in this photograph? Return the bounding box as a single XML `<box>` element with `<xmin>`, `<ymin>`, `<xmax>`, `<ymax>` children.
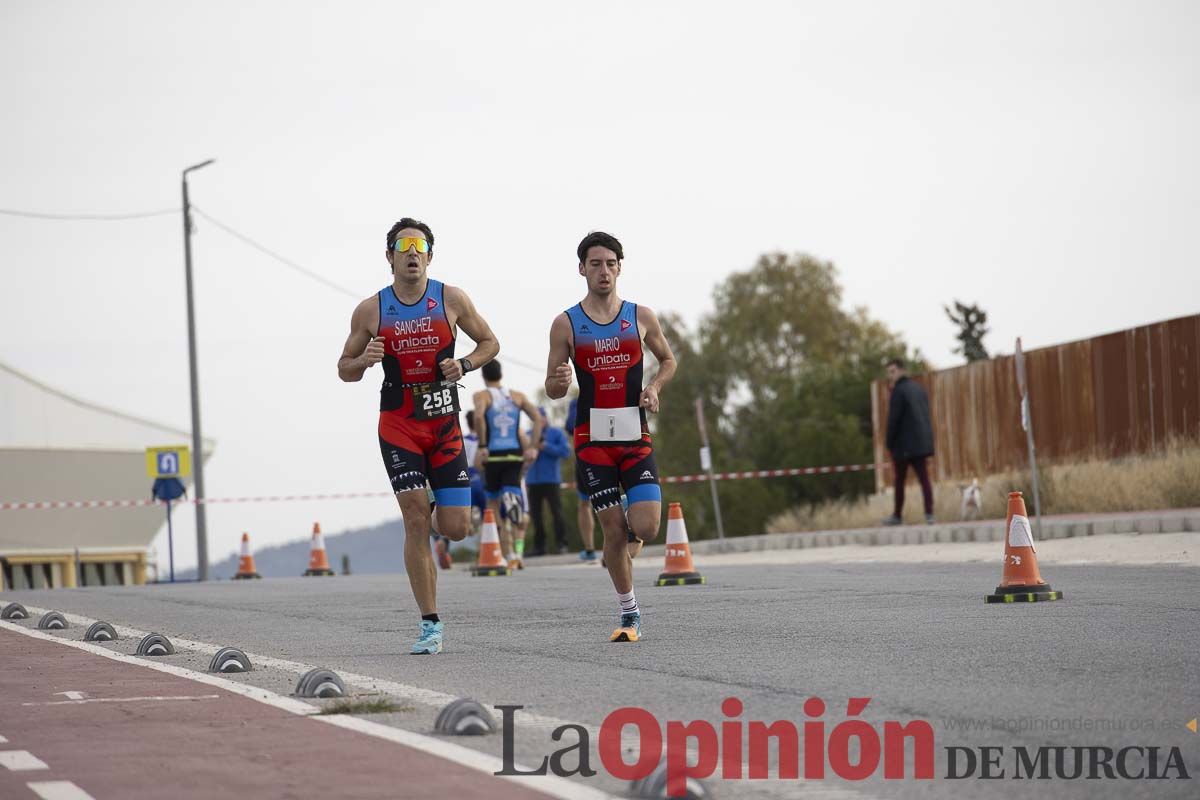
<box><xmin>871</xmin><ymin>314</ymin><xmax>1200</xmax><ymax>491</ymax></box>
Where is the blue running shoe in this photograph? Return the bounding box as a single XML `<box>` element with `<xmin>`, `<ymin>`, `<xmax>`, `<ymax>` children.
<box><xmin>411</xmin><ymin>620</ymin><xmax>443</xmax><ymax>654</ymax></box>
<box><xmin>579</xmin><ymin>550</ymin><xmax>598</xmax><ymax>562</ymax></box>
<box><xmin>610</xmin><ymin>611</ymin><xmax>641</xmax><ymax>642</ymax></box>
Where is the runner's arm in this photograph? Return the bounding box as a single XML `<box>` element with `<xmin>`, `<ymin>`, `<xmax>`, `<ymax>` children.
<box><xmin>637</xmin><ymin>305</ymin><xmax>677</xmax><ymax>412</ymax></box>
<box><xmin>337</xmin><ymin>297</ymin><xmax>383</xmax><ymax>382</ymax></box>
<box><xmin>473</xmin><ymin>391</ymin><xmax>490</xmax><ymax>468</ymax></box>
<box><xmin>515</xmin><ymin>391</ymin><xmax>544</xmax><ymax>460</ymax></box>
<box><xmin>545</xmin><ymin>313</ymin><xmax>573</xmax><ymax>399</ymax></box>
<box><xmin>442</xmin><ymin>285</ymin><xmax>499</xmax><ymax>382</ymax></box>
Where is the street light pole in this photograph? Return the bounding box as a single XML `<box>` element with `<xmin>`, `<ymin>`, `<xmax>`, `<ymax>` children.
<box><xmin>181</xmin><ymin>158</ymin><xmax>215</xmax><ymax>580</ymax></box>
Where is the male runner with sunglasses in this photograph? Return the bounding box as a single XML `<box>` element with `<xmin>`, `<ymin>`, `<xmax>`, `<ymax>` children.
<box><xmin>545</xmin><ymin>231</ymin><xmax>677</xmax><ymax>642</ymax></box>
<box><xmin>338</xmin><ymin>217</ymin><xmax>499</xmax><ymax>655</ymax></box>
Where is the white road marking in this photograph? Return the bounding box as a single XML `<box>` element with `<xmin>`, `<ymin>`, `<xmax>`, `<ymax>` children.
<box><xmin>0</xmin><ymin>620</ymin><xmax>613</xmax><ymax>800</ymax></box>
<box><xmin>12</xmin><ymin>606</ymin><xmax>573</xmax><ymax>730</ymax></box>
<box><xmin>0</xmin><ymin>750</ymin><xmax>49</xmax><ymax>771</ymax></box>
<box><xmin>24</xmin><ymin>694</ymin><xmax>220</xmax><ymax>706</ymax></box>
<box><xmin>0</xmin><ymin>621</ymin><xmax>318</xmax><ymax>716</ymax></box>
<box><xmin>318</xmin><ymin>715</ymin><xmax>614</xmax><ymax>800</ymax></box>
<box><xmin>27</xmin><ymin>781</ymin><xmax>97</xmax><ymax>800</ymax></box>
<box><xmin>53</xmin><ymin>691</ymin><xmax>86</xmax><ymax>701</ymax></box>
<box><xmin>3</xmin><ymin>607</ymin><xmax>874</xmax><ymax>800</ymax></box>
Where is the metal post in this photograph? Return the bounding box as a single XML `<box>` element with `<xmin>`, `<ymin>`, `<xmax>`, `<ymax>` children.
<box><xmin>182</xmin><ymin>159</ymin><xmax>215</xmax><ymax>580</ymax></box>
<box><xmin>694</xmin><ymin>398</ymin><xmax>726</xmax><ymax>540</ymax></box>
<box><xmin>1023</xmin><ymin>396</ymin><xmax>1044</xmax><ymax>540</ymax></box>
<box><xmin>166</xmin><ymin>499</ymin><xmax>176</xmax><ymax>583</ymax></box>
<box><xmin>1015</xmin><ymin>338</ymin><xmax>1042</xmax><ymax>540</ymax></box>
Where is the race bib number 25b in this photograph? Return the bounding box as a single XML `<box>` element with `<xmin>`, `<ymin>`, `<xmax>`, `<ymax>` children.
<box><xmin>412</xmin><ymin>383</ymin><xmax>461</xmax><ymax>419</ymax></box>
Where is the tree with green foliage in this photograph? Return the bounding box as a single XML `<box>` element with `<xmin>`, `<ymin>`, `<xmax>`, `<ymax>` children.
<box><xmin>652</xmin><ymin>252</ymin><xmax>924</xmax><ymax>539</ymax></box>
<box><xmin>944</xmin><ymin>300</ymin><xmax>989</xmax><ymax>362</ymax></box>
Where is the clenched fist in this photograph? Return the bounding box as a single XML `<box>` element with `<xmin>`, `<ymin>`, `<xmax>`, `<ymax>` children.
<box><xmin>549</xmin><ymin>361</ymin><xmax>573</xmax><ymax>393</ymax></box>
<box><xmin>363</xmin><ymin>336</ymin><xmax>385</xmax><ymax>368</ymax></box>
<box><xmin>440</xmin><ymin>358</ymin><xmax>464</xmax><ymax>382</ymax></box>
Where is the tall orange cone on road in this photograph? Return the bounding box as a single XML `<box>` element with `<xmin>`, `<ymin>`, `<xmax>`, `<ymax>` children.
<box><xmin>471</xmin><ymin>509</ymin><xmax>510</xmax><ymax>576</ymax></box>
<box><xmin>233</xmin><ymin>532</ymin><xmax>261</xmax><ymax>580</ymax></box>
<box><xmin>655</xmin><ymin>503</ymin><xmax>705</xmax><ymax>586</ymax></box>
<box><xmin>985</xmin><ymin>491</ymin><xmax>1063</xmax><ymax>603</ymax></box>
<box><xmin>304</xmin><ymin>522</ymin><xmax>335</xmax><ymax>576</ymax></box>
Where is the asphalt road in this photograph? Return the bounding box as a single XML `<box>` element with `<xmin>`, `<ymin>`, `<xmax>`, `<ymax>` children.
<box><xmin>3</xmin><ymin>557</ymin><xmax>1198</xmax><ymax>799</ymax></box>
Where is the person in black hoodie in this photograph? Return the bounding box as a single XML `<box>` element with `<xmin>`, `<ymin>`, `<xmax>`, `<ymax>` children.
<box><xmin>883</xmin><ymin>358</ymin><xmax>935</xmax><ymax>524</ymax></box>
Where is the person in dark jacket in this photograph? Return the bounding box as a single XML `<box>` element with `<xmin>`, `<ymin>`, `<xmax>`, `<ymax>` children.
<box><xmin>525</xmin><ymin>407</ymin><xmax>571</xmax><ymax>555</ymax></box>
<box><xmin>884</xmin><ymin>358</ymin><xmax>935</xmax><ymax>524</ymax></box>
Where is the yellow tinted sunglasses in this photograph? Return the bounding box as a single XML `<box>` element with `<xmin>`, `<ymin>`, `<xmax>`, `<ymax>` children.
<box><xmin>392</xmin><ymin>236</ymin><xmax>430</xmax><ymax>254</ymax></box>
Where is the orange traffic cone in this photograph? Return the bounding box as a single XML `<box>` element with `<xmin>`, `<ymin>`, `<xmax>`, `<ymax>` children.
<box><xmin>471</xmin><ymin>509</ymin><xmax>511</xmax><ymax>577</ymax></box>
<box><xmin>233</xmin><ymin>532</ymin><xmax>261</xmax><ymax>580</ymax></box>
<box><xmin>655</xmin><ymin>503</ymin><xmax>705</xmax><ymax>586</ymax></box>
<box><xmin>304</xmin><ymin>522</ymin><xmax>335</xmax><ymax>576</ymax></box>
<box><xmin>985</xmin><ymin>492</ymin><xmax>1063</xmax><ymax>603</ymax></box>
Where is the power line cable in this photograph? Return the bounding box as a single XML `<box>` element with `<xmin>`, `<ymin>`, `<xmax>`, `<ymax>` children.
<box><xmin>1</xmin><ymin>201</ymin><xmax>548</xmax><ymax>376</ymax></box>
<box><xmin>191</xmin><ymin>207</ymin><xmax>361</xmax><ymax>299</ymax></box>
<box><xmin>0</xmin><ymin>206</ymin><xmax>179</xmax><ymax>220</ymax></box>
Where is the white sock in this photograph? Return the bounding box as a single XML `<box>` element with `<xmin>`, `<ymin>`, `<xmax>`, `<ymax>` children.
<box><xmin>617</xmin><ymin>589</ymin><xmax>639</xmax><ymax>616</ymax></box>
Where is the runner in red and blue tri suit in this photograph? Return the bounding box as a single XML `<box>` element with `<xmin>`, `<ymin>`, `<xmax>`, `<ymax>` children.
<box><xmin>545</xmin><ymin>231</ymin><xmax>678</xmax><ymax>643</ymax></box>
<box><xmin>339</xmin><ymin>217</ymin><xmax>499</xmax><ymax>655</ymax></box>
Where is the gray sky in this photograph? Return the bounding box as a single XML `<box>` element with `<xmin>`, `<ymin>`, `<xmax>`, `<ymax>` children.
<box><xmin>2</xmin><ymin>1</ymin><xmax>1197</xmax><ymax>569</ymax></box>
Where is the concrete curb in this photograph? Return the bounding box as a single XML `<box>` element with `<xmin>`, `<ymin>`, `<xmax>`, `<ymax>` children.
<box><xmin>522</xmin><ymin>508</ymin><xmax>1200</xmax><ymax>566</ymax></box>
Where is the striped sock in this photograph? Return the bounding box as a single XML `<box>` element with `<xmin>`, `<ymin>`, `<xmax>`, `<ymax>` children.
<box><xmin>617</xmin><ymin>589</ymin><xmax>639</xmax><ymax>616</ymax></box>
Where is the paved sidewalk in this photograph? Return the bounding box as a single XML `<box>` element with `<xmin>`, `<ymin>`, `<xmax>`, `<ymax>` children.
<box><xmin>521</xmin><ymin>507</ymin><xmax>1200</xmax><ymax>567</ymax></box>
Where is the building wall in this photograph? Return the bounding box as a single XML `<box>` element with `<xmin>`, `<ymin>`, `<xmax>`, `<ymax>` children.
<box><xmin>0</xmin><ymin>449</ymin><xmax>171</xmax><ymax>551</ymax></box>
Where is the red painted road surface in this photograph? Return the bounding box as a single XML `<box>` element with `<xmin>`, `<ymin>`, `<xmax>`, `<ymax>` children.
<box><xmin>0</xmin><ymin>627</ymin><xmax>553</xmax><ymax>799</ymax></box>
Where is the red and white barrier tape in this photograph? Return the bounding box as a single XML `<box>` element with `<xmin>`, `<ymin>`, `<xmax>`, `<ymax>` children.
<box><xmin>0</xmin><ymin>463</ymin><xmax>873</xmax><ymax>511</ymax></box>
<box><xmin>660</xmin><ymin>463</ymin><xmax>872</xmax><ymax>484</ymax></box>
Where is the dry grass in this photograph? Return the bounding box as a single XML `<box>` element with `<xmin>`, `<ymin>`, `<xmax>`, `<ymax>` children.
<box><xmin>767</xmin><ymin>441</ymin><xmax>1200</xmax><ymax>533</ymax></box>
<box><xmin>318</xmin><ymin>695</ymin><xmax>413</xmax><ymax>715</ymax></box>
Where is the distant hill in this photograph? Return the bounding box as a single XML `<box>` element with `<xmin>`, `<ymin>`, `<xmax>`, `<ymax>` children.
<box><xmin>178</xmin><ymin>518</ymin><xmax>469</xmax><ymax>580</ymax></box>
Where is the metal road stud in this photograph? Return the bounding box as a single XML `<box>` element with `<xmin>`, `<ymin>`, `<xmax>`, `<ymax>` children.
<box><xmin>84</xmin><ymin>621</ymin><xmax>118</xmax><ymax>642</ymax></box>
<box><xmin>295</xmin><ymin>668</ymin><xmax>347</xmax><ymax>698</ymax></box>
<box><xmin>434</xmin><ymin>698</ymin><xmax>495</xmax><ymax>736</ymax></box>
<box><xmin>36</xmin><ymin>611</ymin><xmax>67</xmax><ymax>630</ymax></box>
<box><xmin>208</xmin><ymin>647</ymin><xmax>253</xmax><ymax>674</ymax></box>
<box><xmin>135</xmin><ymin>633</ymin><xmax>176</xmax><ymax>657</ymax></box>
<box><xmin>1</xmin><ymin>602</ymin><xmax>30</xmax><ymax>620</ymax></box>
<box><xmin>630</xmin><ymin>762</ymin><xmax>715</xmax><ymax>799</ymax></box>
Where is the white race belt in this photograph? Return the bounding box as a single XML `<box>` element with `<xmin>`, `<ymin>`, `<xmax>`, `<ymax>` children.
<box><xmin>589</xmin><ymin>406</ymin><xmax>642</xmax><ymax>442</ymax></box>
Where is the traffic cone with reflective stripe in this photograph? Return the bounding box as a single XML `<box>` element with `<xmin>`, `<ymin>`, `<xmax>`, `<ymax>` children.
<box><xmin>655</xmin><ymin>503</ymin><xmax>705</xmax><ymax>586</ymax></box>
<box><xmin>985</xmin><ymin>492</ymin><xmax>1063</xmax><ymax>603</ymax></box>
<box><xmin>304</xmin><ymin>522</ymin><xmax>335</xmax><ymax>576</ymax></box>
<box><xmin>471</xmin><ymin>509</ymin><xmax>510</xmax><ymax>576</ymax></box>
<box><xmin>233</xmin><ymin>532</ymin><xmax>261</xmax><ymax>580</ymax></box>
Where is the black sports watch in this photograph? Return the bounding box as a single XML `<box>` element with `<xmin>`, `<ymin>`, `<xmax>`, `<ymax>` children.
<box><xmin>458</xmin><ymin>357</ymin><xmax>474</xmax><ymax>374</ymax></box>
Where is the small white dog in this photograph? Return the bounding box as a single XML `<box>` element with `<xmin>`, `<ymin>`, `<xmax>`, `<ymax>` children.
<box><xmin>959</xmin><ymin>478</ymin><xmax>983</xmax><ymax>521</ymax></box>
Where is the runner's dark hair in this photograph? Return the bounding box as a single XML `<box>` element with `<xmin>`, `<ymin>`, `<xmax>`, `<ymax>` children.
<box><xmin>482</xmin><ymin>360</ymin><xmax>502</xmax><ymax>382</ymax></box>
<box><xmin>886</xmin><ymin>357</ymin><xmax>906</xmax><ymax>370</ymax></box>
<box><xmin>387</xmin><ymin>217</ymin><xmax>435</xmax><ymax>252</ymax></box>
<box><xmin>576</xmin><ymin>231</ymin><xmax>623</xmax><ymax>263</ymax></box>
